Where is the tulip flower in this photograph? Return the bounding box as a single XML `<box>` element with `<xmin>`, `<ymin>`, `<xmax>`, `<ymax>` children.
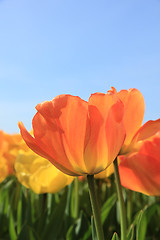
<box><xmin>94</xmin><ymin>87</ymin><xmax>145</xmax><ymax>179</ymax></box>
<box><xmin>15</xmin><ymin>150</ymin><xmax>74</xmax><ymax>194</ymax></box>
<box><xmin>19</xmin><ymin>93</ymin><xmax>126</xmax><ymax>176</ymax></box>
<box><xmin>109</xmin><ymin>87</ymin><xmax>160</xmax><ymax>154</ymax></box>
<box><xmin>108</xmin><ymin>88</ymin><xmax>160</xmax><ymax>196</ymax></box>
<box><xmin>93</xmin><ymin>88</ymin><xmax>160</xmax><ymax>239</ymax></box>
<box><xmin>0</xmin><ymin>156</ymin><xmax>9</xmax><ymax>183</ymax></box>
<box><xmin>0</xmin><ymin>130</ymin><xmax>27</xmax><ymax>183</ymax></box>
<box><xmin>98</xmin><ymin>88</ymin><xmax>160</xmax><ymax>178</ymax></box>
<box><xmin>119</xmin><ymin>132</ymin><xmax>160</xmax><ymax>195</ymax></box>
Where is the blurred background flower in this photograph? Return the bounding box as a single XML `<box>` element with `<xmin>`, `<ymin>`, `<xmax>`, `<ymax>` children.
<box><xmin>15</xmin><ymin>150</ymin><xmax>74</xmax><ymax>194</ymax></box>
<box><xmin>0</xmin><ymin>130</ymin><xmax>27</xmax><ymax>182</ymax></box>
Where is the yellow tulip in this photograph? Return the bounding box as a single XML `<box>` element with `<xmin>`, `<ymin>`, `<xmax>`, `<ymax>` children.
<box><xmin>15</xmin><ymin>150</ymin><xmax>74</xmax><ymax>194</ymax></box>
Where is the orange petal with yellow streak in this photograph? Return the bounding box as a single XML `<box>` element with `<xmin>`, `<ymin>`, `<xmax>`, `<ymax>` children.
<box><xmin>18</xmin><ymin>121</ymin><xmax>79</xmax><ymax>176</ymax></box>
<box><xmin>36</xmin><ymin>95</ymin><xmax>89</xmax><ymax>174</ymax></box>
<box><xmin>117</xmin><ymin>88</ymin><xmax>145</xmax><ymax>149</ymax></box>
<box><xmin>84</xmin><ymin>92</ymin><xmax>125</xmax><ymax>173</ymax></box>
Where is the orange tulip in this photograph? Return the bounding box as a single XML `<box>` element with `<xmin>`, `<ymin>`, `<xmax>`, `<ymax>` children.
<box><xmin>95</xmin><ymin>88</ymin><xmax>160</xmax><ymax>180</ymax></box>
<box><xmin>19</xmin><ymin>93</ymin><xmax>126</xmax><ymax>176</ymax></box>
<box><xmin>119</xmin><ymin>132</ymin><xmax>160</xmax><ymax>195</ymax></box>
<box><xmin>107</xmin><ymin>88</ymin><xmax>160</xmax><ymax>195</ymax></box>
<box><xmin>0</xmin><ymin>130</ymin><xmax>27</xmax><ymax>182</ymax></box>
<box><xmin>0</xmin><ymin>156</ymin><xmax>9</xmax><ymax>183</ymax></box>
<box><xmin>109</xmin><ymin>87</ymin><xmax>160</xmax><ymax>154</ymax></box>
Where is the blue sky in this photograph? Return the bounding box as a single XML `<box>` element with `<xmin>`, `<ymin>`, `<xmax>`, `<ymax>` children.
<box><xmin>0</xmin><ymin>0</ymin><xmax>160</xmax><ymax>133</ymax></box>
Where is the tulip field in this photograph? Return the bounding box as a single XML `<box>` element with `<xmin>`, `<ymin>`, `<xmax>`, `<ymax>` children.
<box><xmin>0</xmin><ymin>175</ymin><xmax>160</xmax><ymax>239</ymax></box>
<box><xmin>1</xmin><ymin>88</ymin><xmax>160</xmax><ymax>239</ymax></box>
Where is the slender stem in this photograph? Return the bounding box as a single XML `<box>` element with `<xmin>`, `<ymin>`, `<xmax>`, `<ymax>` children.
<box><xmin>96</xmin><ymin>179</ymin><xmax>103</xmax><ymax>208</ymax></box>
<box><xmin>113</xmin><ymin>158</ymin><xmax>127</xmax><ymax>240</ymax></box>
<box><xmin>127</xmin><ymin>190</ymin><xmax>133</xmax><ymax>226</ymax></box>
<box><xmin>72</xmin><ymin>177</ymin><xmax>79</xmax><ymax>219</ymax></box>
<box><xmin>87</xmin><ymin>175</ymin><xmax>105</xmax><ymax>240</ymax></box>
<box><xmin>65</xmin><ymin>183</ymin><xmax>72</xmax><ymax>216</ymax></box>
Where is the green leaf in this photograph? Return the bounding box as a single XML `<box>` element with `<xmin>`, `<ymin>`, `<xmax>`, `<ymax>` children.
<box><xmin>17</xmin><ymin>224</ymin><xmax>39</xmax><ymax>240</ymax></box>
<box><xmin>91</xmin><ymin>216</ymin><xmax>97</xmax><ymax>240</ymax></box>
<box><xmin>66</xmin><ymin>211</ymin><xmax>91</xmax><ymax>240</ymax></box>
<box><xmin>111</xmin><ymin>232</ymin><xmax>119</xmax><ymax>240</ymax></box>
<box><xmin>101</xmin><ymin>193</ymin><xmax>117</xmax><ymax>224</ymax></box>
<box><xmin>136</xmin><ymin>203</ymin><xmax>158</xmax><ymax>240</ymax></box>
<box><xmin>17</xmin><ymin>189</ymin><xmax>22</xmax><ymax>235</ymax></box>
<box><xmin>41</xmin><ymin>190</ymin><xmax>67</xmax><ymax>240</ymax></box>
<box><xmin>127</xmin><ymin>224</ymin><xmax>134</xmax><ymax>240</ymax></box>
<box><xmin>9</xmin><ymin>211</ymin><xmax>17</xmax><ymax>240</ymax></box>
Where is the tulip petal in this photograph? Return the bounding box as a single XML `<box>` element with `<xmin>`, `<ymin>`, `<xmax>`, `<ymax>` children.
<box><xmin>15</xmin><ymin>151</ymin><xmax>74</xmax><ymax>194</ymax></box>
<box><xmin>105</xmin><ymin>101</ymin><xmax>126</xmax><ymax>163</ymax></box>
<box><xmin>36</xmin><ymin>95</ymin><xmax>89</xmax><ymax>174</ymax></box>
<box><xmin>84</xmin><ymin>92</ymin><xmax>125</xmax><ymax>173</ymax></box>
<box><xmin>132</xmin><ymin>118</ymin><xmax>160</xmax><ymax>143</ymax></box>
<box><xmin>119</xmin><ymin>137</ymin><xmax>160</xmax><ymax>195</ymax></box>
<box><xmin>139</xmin><ymin>134</ymin><xmax>160</xmax><ymax>158</ymax></box>
<box><xmin>117</xmin><ymin>88</ymin><xmax>145</xmax><ymax>149</ymax></box>
<box><xmin>95</xmin><ymin>163</ymin><xmax>114</xmax><ymax>179</ymax></box>
<box><xmin>18</xmin><ymin>121</ymin><xmax>77</xmax><ymax>176</ymax></box>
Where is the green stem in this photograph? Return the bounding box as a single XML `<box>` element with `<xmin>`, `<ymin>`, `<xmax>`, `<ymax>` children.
<box><xmin>113</xmin><ymin>158</ymin><xmax>127</xmax><ymax>240</ymax></box>
<box><xmin>72</xmin><ymin>177</ymin><xmax>79</xmax><ymax>219</ymax></box>
<box><xmin>127</xmin><ymin>190</ymin><xmax>133</xmax><ymax>226</ymax></box>
<box><xmin>87</xmin><ymin>175</ymin><xmax>105</xmax><ymax>240</ymax></box>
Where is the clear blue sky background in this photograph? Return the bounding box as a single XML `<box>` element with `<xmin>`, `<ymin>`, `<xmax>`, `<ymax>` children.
<box><xmin>0</xmin><ymin>0</ymin><xmax>160</xmax><ymax>133</ymax></box>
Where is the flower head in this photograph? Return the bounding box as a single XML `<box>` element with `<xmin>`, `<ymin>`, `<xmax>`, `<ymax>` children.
<box><xmin>119</xmin><ymin>132</ymin><xmax>160</xmax><ymax>195</ymax></box>
<box><xmin>107</xmin><ymin>88</ymin><xmax>160</xmax><ymax>195</ymax></box>
<box><xmin>95</xmin><ymin>87</ymin><xmax>160</xmax><ymax>181</ymax></box>
<box><xmin>0</xmin><ymin>130</ymin><xmax>27</xmax><ymax>182</ymax></box>
<box><xmin>108</xmin><ymin>87</ymin><xmax>146</xmax><ymax>153</ymax></box>
<box><xmin>19</xmin><ymin>92</ymin><xmax>126</xmax><ymax>176</ymax></box>
<box><xmin>15</xmin><ymin>150</ymin><xmax>74</xmax><ymax>194</ymax></box>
